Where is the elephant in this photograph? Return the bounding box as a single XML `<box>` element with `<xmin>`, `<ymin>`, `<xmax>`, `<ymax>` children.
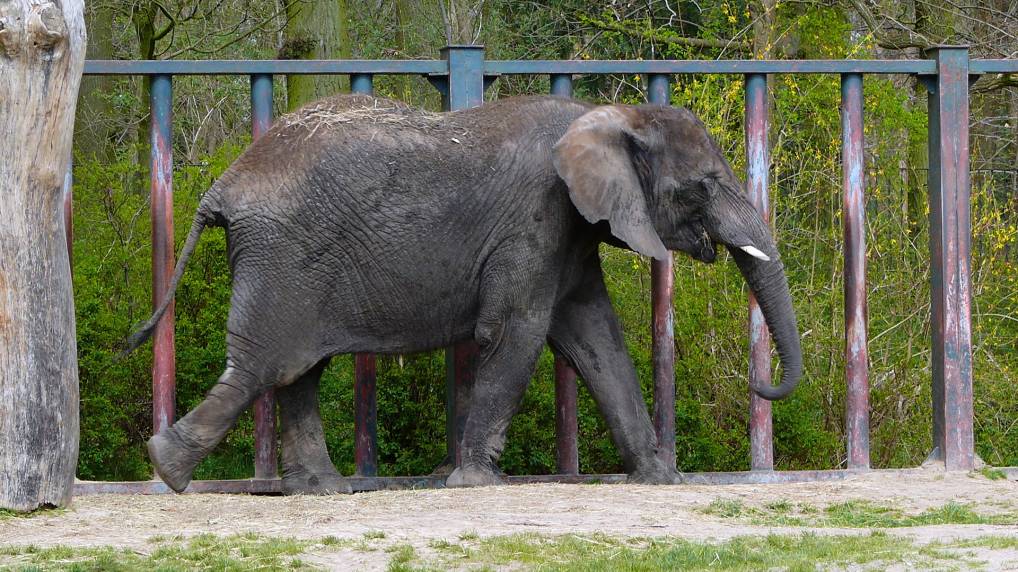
<box><xmin>125</xmin><ymin>93</ymin><xmax>802</xmax><ymax>494</ymax></box>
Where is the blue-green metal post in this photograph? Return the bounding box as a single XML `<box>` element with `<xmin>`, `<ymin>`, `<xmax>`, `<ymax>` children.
<box><xmin>443</xmin><ymin>46</ymin><xmax>486</xmax><ymax>468</ymax></box>
<box><xmin>351</xmin><ymin>73</ymin><xmax>373</xmax><ymax>95</ymax></box>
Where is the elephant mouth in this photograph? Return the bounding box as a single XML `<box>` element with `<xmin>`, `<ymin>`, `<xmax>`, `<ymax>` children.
<box><xmin>692</xmin><ymin>228</ymin><xmax>717</xmax><ymax>263</ymax></box>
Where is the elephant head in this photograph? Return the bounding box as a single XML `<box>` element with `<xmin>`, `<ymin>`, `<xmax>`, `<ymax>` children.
<box><xmin>552</xmin><ymin>104</ymin><xmax>802</xmax><ymax>401</ymax></box>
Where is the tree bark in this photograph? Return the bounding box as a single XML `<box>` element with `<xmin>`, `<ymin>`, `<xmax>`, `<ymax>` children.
<box><xmin>0</xmin><ymin>0</ymin><xmax>86</xmax><ymax>511</ymax></box>
<box><xmin>132</xmin><ymin>1</ymin><xmax>158</xmax><ymax>191</ymax></box>
<box><xmin>282</xmin><ymin>0</ymin><xmax>350</xmax><ymax>111</ymax></box>
<box><xmin>75</xmin><ymin>1</ymin><xmax>113</xmax><ymax>161</ymax></box>
<box><xmin>440</xmin><ymin>0</ymin><xmax>483</xmax><ymax>45</ymax></box>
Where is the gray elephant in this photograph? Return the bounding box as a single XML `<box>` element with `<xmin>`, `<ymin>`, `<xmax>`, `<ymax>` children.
<box><xmin>125</xmin><ymin>94</ymin><xmax>801</xmax><ymax>494</ymax></box>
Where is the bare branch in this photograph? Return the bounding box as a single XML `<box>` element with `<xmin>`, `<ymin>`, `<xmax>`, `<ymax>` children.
<box><xmin>846</xmin><ymin>0</ymin><xmax>934</xmax><ymax>51</ymax></box>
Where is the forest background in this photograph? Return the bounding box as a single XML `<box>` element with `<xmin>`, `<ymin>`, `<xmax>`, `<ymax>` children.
<box><xmin>72</xmin><ymin>0</ymin><xmax>1018</xmax><ymax>481</ymax></box>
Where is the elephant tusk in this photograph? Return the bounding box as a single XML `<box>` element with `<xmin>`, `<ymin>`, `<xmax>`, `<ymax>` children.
<box><xmin>738</xmin><ymin>245</ymin><xmax>770</xmax><ymax>261</ymax></box>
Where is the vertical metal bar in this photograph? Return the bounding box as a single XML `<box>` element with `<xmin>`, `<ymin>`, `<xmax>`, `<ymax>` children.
<box><xmin>150</xmin><ymin>74</ymin><xmax>175</xmax><ymax>437</ymax></box>
<box><xmin>445</xmin><ymin>341</ymin><xmax>479</xmax><ymax>466</ymax></box>
<box><xmin>351</xmin><ymin>73</ymin><xmax>373</xmax><ymax>95</ymax></box>
<box><xmin>745</xmin><ymin>73</ymin><xmax>773</xmax><ymax>471</ymax></box>
<box><xmin>841</xmin><ymin>73</ymin><xmax>870</xmax><ymax>470</ymax></box>
<box><xmin>926</xmin><ymin>47</ymin><xmax>974</xmax><ymax>471</ymax></box>
<box><xmin>63</xmin><ymin>160</ymin><xmax>73</xmax><ymax>275</ymax></box>
<box><xmin>250</xmin><ymin>74</ymin><xmax>277</xmax><ymax>479</ymax></box>
<box><xmin>348</xmin><ymin>70</ymin><xmax>381</xmax><ymax>476</ymax></box>
<box><xmin>554</xmin><ymin>357</ymin><xmax>579</xmax><ymax>475</ymax></box>
<box><xmin>647</xmin><ymin>73</ymin><xmax>677</xmax><ymax>468</ymax></box>
<box><xmin>441</xmin><ymin>46</ymin><xmax>486</xmax><ymax>468</ymax></box>
<box><xmin>354</xmin><ymin>353</ymin><xmax>378</xmax><ymax>476</ymax></box>
<box><xmin>548</xmin><ymin>72</ymin><xmax>580</xmax><ymax>476</ymax></box>
<box><xmin>441</xmin><ymin>45</ymin><xmax>486</xmax><ymax>109</ymax></box>
<box><xmin>550</xmin><ymin>73</ymin><xmax>573</xmax><ymax>97</ymax></box>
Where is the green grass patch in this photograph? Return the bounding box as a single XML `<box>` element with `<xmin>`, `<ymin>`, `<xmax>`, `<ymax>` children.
<box><xmin>0</xmin><ymin>506</ymin><xmax>65</xmax><ymax>521</ymax></box>
<box><xmin>979</xmin><ymin>467</ymin><xmax>1008</xmax><ymax>481</ymax></box>
<box><xmin>0</xmin><ymin>533</ymin><xmax>326</xmax><ymax>571</ymax></box>
<box><xmin>402</xmin><ymin>531</ymin><xmax>975</xmax><ymax>571</ymax></box>
<box><xmin>703</xmin><ymin>498</ymin><xmax>1018</xmax><ymax>528</ymax></box>
<box><xmin>5</xmin><ymin>532</ymin><xmax>1015</xmax><ymax>571</ymax></box>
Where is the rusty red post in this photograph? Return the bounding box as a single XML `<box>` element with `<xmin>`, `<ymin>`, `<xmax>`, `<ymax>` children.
<box><xmin>150</xmin><ymin>74</ymin><xmax>175</xmax><ymax>437</ymax></box>
<box><xmin>554</xmin><ymin>356</ymin><xmax>579</xmax><ymax>474</ymax></box>
<box><xmin>354</xmin><ymin>353</ymin><xmax>378</xmax><ymax>476</ymax></box>
<box><xmin>745</xmin><ymin>73</ymin><xmax>773</xmax><ymax>471</ymax></box>
<box><xmin>249</xmin><ymin>73</ymin><xmax>277</xmax><ymax>479</ymax></box>
<box><xmin>445</xmin><ymin>341</ymin><xmax>479</xmax><ymax>466</ymax></box>
<box><xmin>549</xmin><ymin>72</ymin><xmax>580</xmax><ymax>475</ymax></box>
<box><xmin>346</xmin><ymin>72</ymin><xmax>380</xmax><ymax>477</ymax></box>
<box><xmin>925</xmin><ymin>47</ymin><xmax>975</xmax><ymax>471</ymax></box>
<box><xmin>647</xmin><ymin>73</ymin><xmax>677</xmax><ymax>468</ymax></box>
<box><xmin>841</xmin><ymin>73</ymin><xmax>870</xmax><ymax>470</ymax></box>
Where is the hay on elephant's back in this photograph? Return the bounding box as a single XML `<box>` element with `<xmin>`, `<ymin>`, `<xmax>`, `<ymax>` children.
<box><xmin>280</xmin><ymin>97</ymin><xmax>443</xmax><ymax>139</ymax></box>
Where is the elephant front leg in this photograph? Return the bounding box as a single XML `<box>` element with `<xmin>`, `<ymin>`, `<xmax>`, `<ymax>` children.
<box><xmin>276</xmin><ymin>359</ymin><xmax>352</xmax><ymax>495</ymax></box>
<box><xmin>446</xmin><ymin>313</ymin><xmax>550</xmax><ymax>488</ymax></box>
<box><xmin>147</xmin><ymin>366</ymin><xmax>265</xmax><ymax>492</ymax></box>
<box><xmin>547</xmin><ymin>264</ymin><xmax>681</xmax><ymax>485</ymax></box>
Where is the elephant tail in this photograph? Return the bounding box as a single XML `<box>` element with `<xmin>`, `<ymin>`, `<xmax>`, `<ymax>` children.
<box><xmin>119</xmin><ymin>197</ymin><xmax>219</xmax><ymax>357</ymax></box>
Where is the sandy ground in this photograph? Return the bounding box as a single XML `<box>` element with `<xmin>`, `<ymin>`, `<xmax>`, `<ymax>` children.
<box><xmin>2</xmin><ymin>470</ymin><xmax>1017</xmax><ymax>570</ymax></box>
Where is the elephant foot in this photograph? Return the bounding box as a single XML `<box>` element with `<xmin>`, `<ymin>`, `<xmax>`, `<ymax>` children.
<box><xmin>627</xmin><ymin>463</ymin><xmax>683</xmax><ymax>485</ymax></box>
<box><xmin>281</xmin><ymin>468</ymin><xmax>352</xmax><ymax>495</ymax></box>
<box><xmin>147</xmin><ymin>431</ymin><xmax>197</xmax><ymax>493</ymax></box>
<box><xmin>446</xmin><ymin>463</ymin><xmax>506</xmax><ymax>488</ymax></box>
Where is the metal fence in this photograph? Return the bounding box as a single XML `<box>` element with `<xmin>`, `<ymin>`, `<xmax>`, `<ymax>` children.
<box><xmin>72</xmin><ymin>46</ymin><xmax>1018</xmax><ymax>494</ymax></box>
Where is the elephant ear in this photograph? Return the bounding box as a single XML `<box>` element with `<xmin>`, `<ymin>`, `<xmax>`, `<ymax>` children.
<box><xmin>552</xmin><ymin>106</ymin><xmax>669</xmax><ymax>261</ymax></box>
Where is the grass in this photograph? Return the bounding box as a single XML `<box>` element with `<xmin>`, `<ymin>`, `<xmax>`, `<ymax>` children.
<box><xmin>403</xmin><ymin>531</ymin><xmax>1010</xmax><ymax>571</ymax></box>
<box><xmin>0</xmin><ymin>533</ymin><xmax>327</xmax><ymax>571</ymax></box>
<box><xmin>3</xmin><ymin>532</ymin><xmax>1016</xmax><ymax>571</ymax></box>
<box><xmin>702</xmin><ymin>498</ymin><xmax>1018</xmax><ymax>528</ymax></box>
<box><xmin>0</xmin><ymin>507</ymin><xmax>65</xmax><ymax>521</ymax></box>
<box><xmin>978</xmin><ymin>467</ymin><xmax>1008</xmax><ymax>481</ymax></box>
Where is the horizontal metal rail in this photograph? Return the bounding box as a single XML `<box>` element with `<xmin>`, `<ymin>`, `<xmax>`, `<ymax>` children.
<box><xmin>82</xmin><ymin>59</ymin><xmax>950</xmax><ymax>77</ymax></box>
<box><xmin>68</xmin><ymin>47</ymin><xmax>1001</xmax><ymax>493</ymax></box>
<box><xmin>485</xmin><ymin>59</ymin><xmax>937</xmax><ymax>75</ymax></box>
<box><xmin>83</xmin><ymin>59</ymin><xmax>447</xmax><ymax>75</ymax></box>
<box><xmin>970</xmin><ymin>59</ymin><xmax>1018</xmax><ymax>74</ymax></box>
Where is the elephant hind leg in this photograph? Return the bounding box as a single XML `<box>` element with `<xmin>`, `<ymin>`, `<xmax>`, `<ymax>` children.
<box><xmin>277</xmin><ymin>358</ymin><xmax>351</xmax><ymax>495</ymax></box>
<box><xmin>147</xmin><ymin>365</ymin><xmax>265</xmax><ymax>492</ymax></box>
<box><xmin>447</xmin><ymin>311</ymin><xmax>551</xmax><ymax>487</ymax></box>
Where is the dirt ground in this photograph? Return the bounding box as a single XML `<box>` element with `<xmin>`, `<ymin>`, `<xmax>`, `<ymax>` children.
<box><xmin>2</xmin><ymin>469</ymin><xmax>1016</xmax><ymax>570</ymax></box>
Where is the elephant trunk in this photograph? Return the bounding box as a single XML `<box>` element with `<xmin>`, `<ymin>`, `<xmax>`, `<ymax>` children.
<box><xmin>730</xmin><ymin>251</ymin><xmax>802</xmax><ymax>400</ymax></box>
<box><xmin>704</xmin><ymin>180</ymin><xmax>803</xmax><ymax>401</ymax></box>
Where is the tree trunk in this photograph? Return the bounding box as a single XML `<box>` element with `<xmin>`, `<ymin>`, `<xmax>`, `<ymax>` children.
<box><xmin>282</xmin><ymin>0</ymin><xmax>350</xmax><ymax>111</ymax></box>
<box><xmin>75</xmin><ymin>1</ymin><xmax>113</xmax><ymax>161</ymax></box>
<box><xmin>439</xmin><ymin>0</ymin><xmax>483</xmax><ymax>45</ymax></box>
<box><xmin>133</xmin><ymin>1</ymin><xmax>158</xmax><ymax>191</ymax></box>
<box><xmin>0</xmin><ymin>0</ymin><xmax>86</xmax><ymax>512</ymax></box>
